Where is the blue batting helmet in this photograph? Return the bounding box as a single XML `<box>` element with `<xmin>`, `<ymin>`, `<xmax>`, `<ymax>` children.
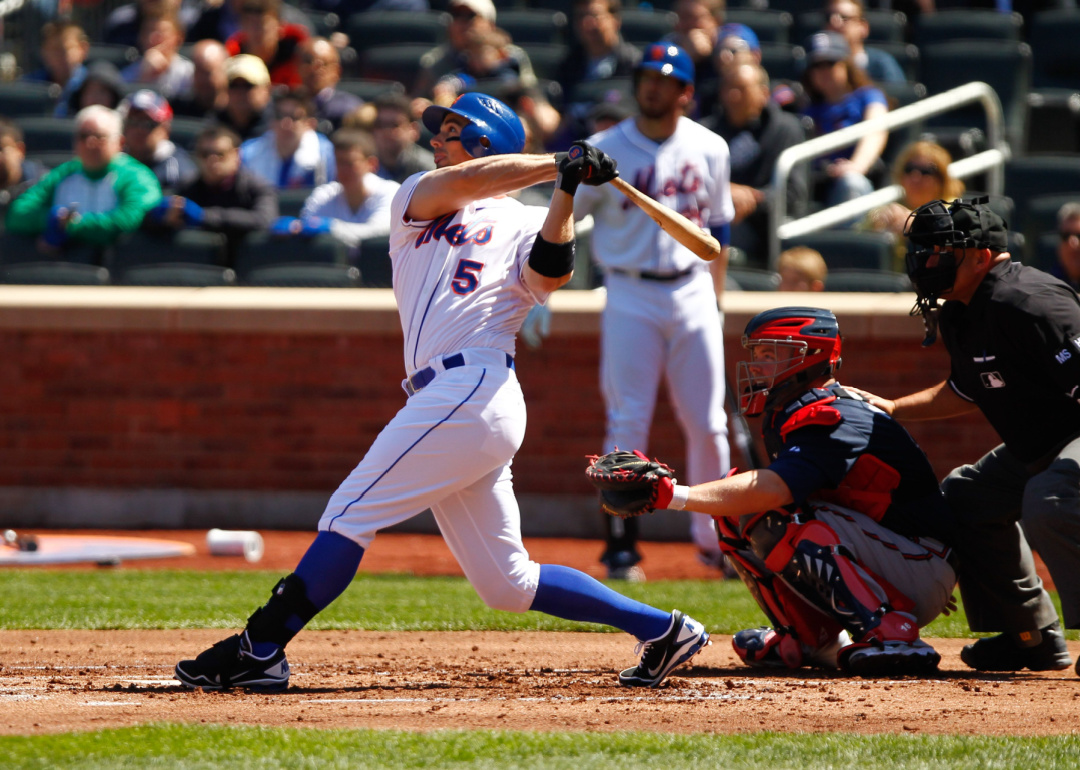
<box><xmin>421</xmin><ymin>92</ymin><xmax>526</xmax><ymax>158</ymax></box>
<box><xmin>637</xmin><ymin>43</ymin><xmax>695</xmax><ymax>85</ymax></box>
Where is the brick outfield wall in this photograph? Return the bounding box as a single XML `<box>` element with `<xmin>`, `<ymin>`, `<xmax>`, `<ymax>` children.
<box><xmin>0</xmin><ymin>292</ymin><xmax>1000</xmax><ymax>507</ymax></box>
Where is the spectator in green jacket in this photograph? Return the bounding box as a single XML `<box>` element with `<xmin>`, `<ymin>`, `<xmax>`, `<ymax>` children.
<box><xmin>5</xmin><ymin>105</ymin><xmax>162</xmax><ymax>257</ymax></box>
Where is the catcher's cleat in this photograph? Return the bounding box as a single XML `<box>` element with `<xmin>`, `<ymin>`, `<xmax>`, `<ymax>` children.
<box><xmin>174</xmin><ymin>630</ymin><xmax>290</xmax><ymax>692</ymax></box>
<box><xmin>839</xmin><ymin>639</ymin><xmax>941</xmax><ymax>678</ymax></box>
<box><xmin>619</xmin><ymin>610</ymin><xmax>710</xmax><ymax>687</ymax></box>
<box><xmin>733</xmin><ymin>627</ymin><xmax>795</xmax><ymax>668</ymax></box>
<box><xmin>960</xmin><ymin>622</ymin><xmax>1072</xmax><ymax>672</ymax></box>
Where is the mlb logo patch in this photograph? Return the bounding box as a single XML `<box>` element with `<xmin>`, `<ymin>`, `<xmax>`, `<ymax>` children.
<box><xmin>981</xmin><ymin>371</ymin><xmax>1006</xmax><ymax>388</ymax></box>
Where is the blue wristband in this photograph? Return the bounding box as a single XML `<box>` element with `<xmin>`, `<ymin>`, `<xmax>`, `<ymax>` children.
<box><xmin>182</xmin><ymin>198</ymin><xmax>205</xmax><ymax>226</ymax></box>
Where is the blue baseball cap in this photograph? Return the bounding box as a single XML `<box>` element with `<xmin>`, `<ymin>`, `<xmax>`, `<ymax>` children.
<box><xmin>718</xmin><ymin>23</ymin><xmax>760</xmax><ymax>54</ymax></box>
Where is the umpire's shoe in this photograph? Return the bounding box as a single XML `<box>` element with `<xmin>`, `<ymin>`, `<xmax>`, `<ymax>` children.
<box><xmin>960</xmin><ymin>622</ymin><xmax>1072</xmax><ymax>672</ymax></box>
<box><xmin>619</xmin><ymin>610</ymin><xmax>710</xmax><ymax>687</ymax></box>
<box><xmin>175</xmin><ymin>630</ymin><xmax>290</xmax><ymax>691</ymax></box>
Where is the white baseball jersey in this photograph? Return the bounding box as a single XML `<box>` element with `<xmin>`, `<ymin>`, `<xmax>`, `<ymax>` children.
<box><xmin>300</xmin><ymin>174</ymin><xmax>400</xmax><ymax>248</ymax></box>
<box><xmin>390</xmin><ymin>173</ymin><xmax>549</xmax><ymax>374</ymax></box>
<box><xmin>575</xmin><ymin>116</ymin><xmax>735</xmax><ymax>274</ymax></box>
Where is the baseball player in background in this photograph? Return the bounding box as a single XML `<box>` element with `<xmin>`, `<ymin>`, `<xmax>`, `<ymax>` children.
<box><xmin>589</xmin><ymin>308</ymin><xmax>959</xmax><ymax>676</ymax></box>
<box><xmin>174</xmin><ymin>93</ymin><xmax>711</xmax><ymax>692</ymax></box>
<box><xmin>574</xmin><ymin>43</ymin><xmax>734</xmax><ymax>580</ymax></box>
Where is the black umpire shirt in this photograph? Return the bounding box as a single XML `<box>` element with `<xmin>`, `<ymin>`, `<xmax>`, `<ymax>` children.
<box><xmin>940</xmin><ymin>259</ymin><xmax>1080</xmax><ymax>465</ymax></box>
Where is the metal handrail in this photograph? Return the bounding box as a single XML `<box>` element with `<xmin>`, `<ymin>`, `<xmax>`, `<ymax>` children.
<box><xmin>768</xmin><ymin>81</ymin><xmax>1008</xmax><ymax>269</ymax></box>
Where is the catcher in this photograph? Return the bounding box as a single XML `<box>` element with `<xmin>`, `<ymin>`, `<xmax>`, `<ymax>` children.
<box><xmin>587</xmin><ymin>307</ymin><xmax>959</xmax><ymax>676</ymax></box>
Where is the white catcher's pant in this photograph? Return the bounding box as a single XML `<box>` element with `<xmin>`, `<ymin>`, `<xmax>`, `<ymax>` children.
<box><xmin>601</xmin><ymin>270</ymin><xmax>730</xmax><ymax>553</ymax></box>
<box><xmin>318</xmin><ymin>348</ymin><xmax>541</xmax><ymax>613</ymax></box>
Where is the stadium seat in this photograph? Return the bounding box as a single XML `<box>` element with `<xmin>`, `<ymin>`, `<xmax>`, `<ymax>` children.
<box><xmin>0</xmin><ymin>81</ymin><xmax>61</xmax><ymax>117</ymax></box>
<box><xmin>0</xmin><ymin>231</ymin><xmax>102</xmax><ymax>265</ymax></box>
<box><xmin>168</xmin><ymin>117</ymin><xmax>210</xmax><ymax>152</ymax></box>
<box><xmin>110</xmin><ymin>230</ymin><xmax>228</xmax><ymax>280</ymax></box>
<box><xmin>727</xmin><ymin>267</ymin><xmax>780</xmax><ymax>292</ymax></box>
<box><xmin>759</xmin><ymin>42</ymin><xmax>805</xmax><ymax>84</ymax></box>
<box><xmin>120</xmin><ymin>264</ymin><xmax>237</xmax><ymax>286</ymax></box>
<box><xmin>781</xmin><ymin>230</ymin><xmax>895</xmax><ymax>272</ymax></box>
<box><xmin>497</xmin><ymin>8</ymin><xmax>569</xmax><ymax>45</ymax></box>
<box><xmin>1032</xmin><ymin>231</ymin><xmax>1060</xmax><ymax>274</ymax></box>
<box><xmin>345</xmin><ymin>11</ymin><xmax>450</xmax><ymax>50</ymax></box>
<box><xmin>356</xmin><ymin>234</ymin><xmax>393</xmax><ymax>288</ymax></box>
<box><xmin>918</xmin><ymin>40</ymin><xmax>1032</xmax><ymax>154</ymax></box>
<box><xmin>0</xmin><ymin>262</ymin><xmax>110</xmax><ymax>285</ymax></box>
<box><xmin>618</xmin><ymin>8</ymin><xmax>677</xmax><ymax>48</ymax></box>
<box><xmin>355</xmin><ymin>45</ymin><xmax>434</xmax><ymax>93</ymax></box>
<box><xmin>276</xmin><ymin>188</ymin><xmax>314</xmax><ymax>218</ymax></box>
<box><xmin>913</xmin><ymin>10</ymin><xmax>1023</xmax><ymax>49</ymax></box>
<box><xmin>1030</xmin><ymin>9</ymin><xmax>1080</xmax><ymax>90</ymax></box>
<box><xmin>25</xmin><ymin>151</ymin><xmax>76</xmax><ymax>171</ymax></box>
<box><xmin>243</xmin><ymin>263</ymin><xmax>360</xmax><ymax>287</ymax></box>
<box><xmin>1025</xmin><ymin>89</ymin><xmax>1080</xmax><ymax>155</ymax></box>
<box><xmin>16</xmin><ymin>117</ymin><xmax>76</xmax><ymax>153</ymax></box>
<box><xmin>1004</xmin><ymin>156</ymin><xmax>1080</xmax><ymax>255</ymax></box>
<box><xmin>824</xmin><ymin>269</ymin><xmax>912</xmax><ymax>293</ymax></box>
<box><xmin>335</xmin><ymin>78</ymin><xmax>406</xmax><ymax>102</ymax></box>
<box><xmin>85</xmin><ymin>43</ymin><xmax>139</xmax><ymax>69</ymax></box>
<box><xmin>567</xmin><ymin>76</ymin><xmax>633</xmax><ymax>108</ymax></box>
<box><xmin>725</xmin><ymin>9</ymin><xmax>793</xmax><ymax>45</ymax></box>
<box><xmin>234</xmin><ymin>232</ymin><xmax>346</xmax><ymax>278</ymax></box>
<box><xmin>517</xmin><ymin>42</ymin><xmax>568</xmax><ymax>82</ymax></box>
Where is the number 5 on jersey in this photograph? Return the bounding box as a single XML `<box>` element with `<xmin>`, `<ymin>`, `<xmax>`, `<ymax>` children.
<box><xmin>452</xmin><ymin>259</ymin><xmax>484</xmax><ymax>295</ymax></box>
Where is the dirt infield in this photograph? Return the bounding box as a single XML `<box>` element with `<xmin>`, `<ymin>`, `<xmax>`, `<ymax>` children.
<box><xmin>1</xmin><ymin>531</ymin><xmax>1075</xmax><ymax>736</ymax></box>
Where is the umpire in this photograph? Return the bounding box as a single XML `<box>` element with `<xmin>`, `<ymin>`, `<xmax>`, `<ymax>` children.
<box><xmin>854</xmin><ymin>197</ymin><xmax>1077</xmax><ymax>674</ymax></box>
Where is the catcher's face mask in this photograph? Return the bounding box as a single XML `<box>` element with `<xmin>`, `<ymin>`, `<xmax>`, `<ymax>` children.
<box><xmin>737</xmin><ymin>307</ymin><xmax>842</xmax><ymax>417</ymax></box>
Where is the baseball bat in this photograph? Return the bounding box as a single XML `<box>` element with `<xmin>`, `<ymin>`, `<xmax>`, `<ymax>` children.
<box><xmin>609</xmin><ymin>177</ymin><xmax>723</xmax><ymax>263</ymax></box>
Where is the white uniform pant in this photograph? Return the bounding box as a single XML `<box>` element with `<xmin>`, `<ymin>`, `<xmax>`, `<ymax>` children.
<box><xmin>601</xmin><ymin>270</ymin><xmax>730</xmax><ymax>552</ymax></box>
<box><xmin>318</xmin><ymin>348</ymin><xmax>540</xmax><ymax>613</ymax></box>
<box><xmin>812</xmin><ymin>503</ymin><xmax>958</xmax><ymax>628</ymax></box>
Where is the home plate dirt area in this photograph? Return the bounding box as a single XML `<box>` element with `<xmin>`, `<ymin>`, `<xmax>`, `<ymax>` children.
<box><xmin>2</xmin><ymin>631</ymin><xmax>1080</xmax><ymax>736</ymax></box>
<box><xmin>1</xmin><ymin>532</ymin><xmax>1077</xmax><ymax>736</ymax></box>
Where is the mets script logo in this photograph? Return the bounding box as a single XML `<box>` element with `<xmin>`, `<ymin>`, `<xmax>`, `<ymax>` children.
<box><xmin>415</xmin><ymin>213</ymin><xmax>494</xmax><ymax>248</ymax></box>
<box><xmin>625</xmin><ymin>165</ymin><xmax>705</xmax><ymax>225</ymax></box>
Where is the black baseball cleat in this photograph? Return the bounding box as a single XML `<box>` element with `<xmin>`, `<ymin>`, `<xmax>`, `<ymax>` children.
<box><xmin>960</xmin><ymin>623</ymin><xmax>1072</xmax><ymax>672</ymax></box>
<box><xmin>175</xmin><ymin>630</ymin><xmax>290</xmax><ymax>691</ymax></box>
<box><xmin>619</xmin><ymin>610</ymin><xmax>710</xmax><ymax>687</ymax></box>
<box><xmin>839</xmin><ymin>639</ymin><xmax>941</xmax><ymax>678</ymax></box>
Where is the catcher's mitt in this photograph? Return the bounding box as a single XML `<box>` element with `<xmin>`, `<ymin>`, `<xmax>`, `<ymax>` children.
<box><xmin>585</xmin><ymin>449</ymin><xmax>677</xmax><ymax>518</ymax></box>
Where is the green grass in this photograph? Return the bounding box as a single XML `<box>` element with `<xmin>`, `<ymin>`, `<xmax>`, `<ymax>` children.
<box><xmin>0</xmin><ymin>569</ymin><xmax>1073</xmax><ymax>638</ymax></box>
<box><xmin>2</xmin><ymin>724</ymin><xmax>1080</xmax><ymax>770</ymax></box>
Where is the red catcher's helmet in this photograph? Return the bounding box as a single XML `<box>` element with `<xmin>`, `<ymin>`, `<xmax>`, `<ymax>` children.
<box><xmin>737</xmin><ymin>306</ymin><xmax>842</xmax><ymax>417</ymax></box>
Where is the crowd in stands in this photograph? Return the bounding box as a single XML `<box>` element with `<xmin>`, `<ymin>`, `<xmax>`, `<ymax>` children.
<box><xmin>0</xmin><ymin>0</ymin><xmax>1077</xmax><ymax>287</ymax></box>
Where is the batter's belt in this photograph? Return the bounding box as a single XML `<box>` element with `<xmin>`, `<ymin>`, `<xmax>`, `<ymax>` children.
<box><xmin>404</xmin><ymin>350</ymin><xmax>515</xmax><ymax>397</ymax></box>
<box><xmin>608</xmin><ymin>266</ymin><xmax>696</xmax><ymax>282</ymax></box>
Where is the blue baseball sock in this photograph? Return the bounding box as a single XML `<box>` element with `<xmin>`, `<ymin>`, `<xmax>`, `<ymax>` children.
<box><xmin>250</xmin><ymin>531</ymin><xmax>364</xmax><ymax>657</ymax></box>
<box><xmin>529</xmin><ymin>564</ymin><xmax>673</xmax><ymax>641</ymax></box>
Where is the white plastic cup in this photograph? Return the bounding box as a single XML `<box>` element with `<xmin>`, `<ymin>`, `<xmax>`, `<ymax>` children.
<box><xmin>206</xmin><ymin>529</ymin><xmax>264</xmax><ymax>563</ymax></box>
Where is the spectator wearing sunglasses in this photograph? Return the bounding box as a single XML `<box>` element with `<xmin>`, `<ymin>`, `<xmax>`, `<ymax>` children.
<box><xmin>148</xmin><ymin>124</ymin><xmax>277</xmax><ymax>262</ymax></box>
<box><xmin>217</xmin><ymin>54</ymin><xmax>275</xmax><ymax>141</ymax></box>
<box><xmin>240</xmin><ymin>89</ymin><xmax>335</xmax><ymax>189</ymax></box>
<box><xmin>1053</xmin><ymin>202</ymin><xmax>1080</xmax><ymax>293</ymax></box>
<box><xmin>860</xmin><ymin>140</ymin><xmax>964</xmax><ymax>269</ymax></box>
<box><xmin>824</xmin><ymin>0</ymin><xmax>905</xmax><ymax>84</ymax></box>
<box><xmin>5</xmin><ymin>105</ymin><xmax>162</xmax><ymax>257</ymax></box>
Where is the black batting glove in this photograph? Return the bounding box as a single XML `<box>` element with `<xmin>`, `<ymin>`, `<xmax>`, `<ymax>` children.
<box><xmin>582</xmin><ymin>148</ymin><xmax>618</xmax><ymax>186</ymax></box>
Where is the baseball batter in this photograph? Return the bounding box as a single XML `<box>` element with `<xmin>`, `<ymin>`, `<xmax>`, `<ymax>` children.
<box><xmin>573</xmin><ymin>43</ymin><xmax>735</xmax><ymax>579</ymax></box>
<box><xmin>587</xmin><ymin>308</ymin><xmax>959</xmax><ymax>676</ymax></box>
<box><xmin>174</xmin><ymin>93</ymin><xmax>710</xmax><ymax>692</ymax></box>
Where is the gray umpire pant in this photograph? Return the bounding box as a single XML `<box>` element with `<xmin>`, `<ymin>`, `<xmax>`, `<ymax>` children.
<box><xmin>942</xmin><ymin>436</ymin><xmax>1080</xmax><ymax>632</ymax></box>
